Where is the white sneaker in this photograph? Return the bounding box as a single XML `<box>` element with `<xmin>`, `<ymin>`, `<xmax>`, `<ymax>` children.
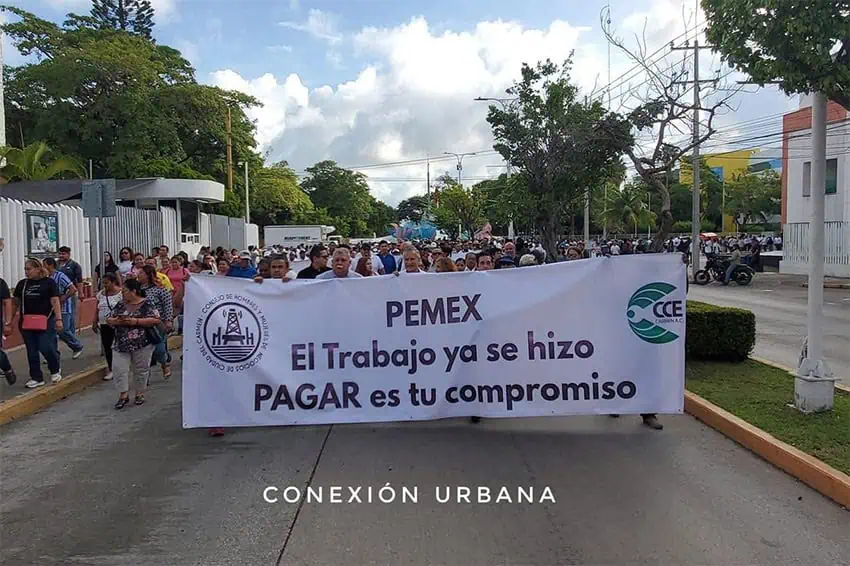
<box><xmin>50</xmin><ymin>372</ymin><xmax>62</xmax><ymax>383</ymax></box>
<box><xmin>103</xmin><ymin>372</ymin><xmax>113</xmax><ymax>381</ymax></box>
<box><xmin>25</xmin><ymin>379</ymin><xmax>45</xmax><ymax>389</ymax></box>
<box><xmin>72</xmin><ymin>347</ymin><xmax>84</xmax><ymax>360</ymax></box>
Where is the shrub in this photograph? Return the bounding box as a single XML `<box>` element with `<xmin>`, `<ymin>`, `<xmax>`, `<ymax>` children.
<box><xmin>686</xmin><ymin>301</ymin><xmax>755</xmax><ymax>361</ymax></box>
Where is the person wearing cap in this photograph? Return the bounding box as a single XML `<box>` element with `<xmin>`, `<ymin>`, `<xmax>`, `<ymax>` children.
<box><xmin>226</xmin><ymin>251</ymin><xmax>258</xmax><ymax>279</ymax></box>
<box><xmin>496</xmin><ymin>256</ymin><xmax>516</xmax><ymax>269</ymax></box>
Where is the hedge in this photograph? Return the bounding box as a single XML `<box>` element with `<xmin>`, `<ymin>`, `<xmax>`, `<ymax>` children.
<box><xmin>686</xmin><ymin>301</ymin><xmax>756</xmax><ymax>361</ymax></box>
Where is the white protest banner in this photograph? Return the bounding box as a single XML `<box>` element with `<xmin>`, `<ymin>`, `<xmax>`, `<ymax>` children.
<box><xmin>182</xmin><ymin>254</ymin><xmax>686</xmax><ymax>428</ymax></box>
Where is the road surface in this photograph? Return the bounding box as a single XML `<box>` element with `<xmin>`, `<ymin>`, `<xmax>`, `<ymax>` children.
<box><xmin>1</xmin><ymin>360</ymin><xmax>848</xmax><ymax>566</ymax></box>
<box><xmin>689</xmin><ymin>273</ymin><xmax>850</xmax><ymax>384</ymax></box>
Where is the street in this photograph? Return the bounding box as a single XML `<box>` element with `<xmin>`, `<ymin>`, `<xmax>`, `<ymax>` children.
<box><xmin>1</xmin><ymin>359</ymin><xmax>848</xmax><ymax>566</ymax></box>
<box><xmin>689</xmin><ymin>272</ymin><xmax>850</xmax><ymax>384</ymax></box>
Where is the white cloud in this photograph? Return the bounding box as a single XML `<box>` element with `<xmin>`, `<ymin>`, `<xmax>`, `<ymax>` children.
<box><xmin>267</xmin><ymin>44</ymin><xmax>294</xmax><ymax>53</ymax></box>
<box><xmin>289</xmin><ymin>0</ymin><xmax>300</xmax><ymax>10</ymax></box>
<box><xmin>206</xmin><ymin>18</ymin><xmax>223</xmax><ymax>42</ymax></box>
<box><xmin>279</xmin><ymin>9</ymin><xmax>342</xmax><ymax>44</ymax></box>
<box><xmin>208</xmin><ymin>11</ymin><xmax>791</xmax><ymax>206</ymax></box>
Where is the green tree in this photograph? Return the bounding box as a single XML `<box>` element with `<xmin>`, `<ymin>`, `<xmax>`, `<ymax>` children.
<box><xmin>725</xmin><ymin>170</ymin><xmax>781</xmax><ymax>228</ymax></box>
<box><xmin>432</xmin><ymin>184</ymin><xmax>485</xmax><ymax>240</ymax></box>
<box><xmin>0</xmin><ymin>7</ymin><xmax>259</xmax><ymax>188</ymax></box>
<box><xmin>0</xmin><ymin>141</ymin><xmax>85</xmax><ymax>181</ymax></box>
<box><xmin>486</xmin><ymin>57</ymin><xmax>632</xmax><ymax>257</ymax></box>
<box><xmin>600</xmin><ymin>182</ymin><xmax>655</xmax><ymax>236</ymax></box>
<box><xmin>395</xmin><ymin>195</ymin><xmax>430</xmax><ymax>223</ymax></box>
<box><xmin>367</xmin><ymin>197</ymin><xmax>396</xmax><ymax>237</ymax></box>
<box><xmin>703</xmin><ymin>0</ymin><xmax>850</xmax><ymax>109</ymax></box>
<box><xmin>90</xmin><ymin>0</ymin><xmax>155</xmax><ymax>39</ymax></box>
<box><xmin>249</xmin><ymin>164</ymin><xmax>314</xmax><ymax>227</ymax></box>
<box><xmin>300</xmin><ymin>160</ymin><xmax>374</xmax><ymax>237</ymax></box>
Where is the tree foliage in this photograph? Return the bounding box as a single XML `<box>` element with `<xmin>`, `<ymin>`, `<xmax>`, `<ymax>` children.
<box><xmin>703</xmin><ymin>0</ymin><xmax>850</xmax><ymax>109</ymax></box>
<box><xmin>0</xmin><ymin>141</ymin><xmax>85</xmax><ymax>181</ymax></box>
<box><xmin>725</xmin><ymin>170</ymin><xmax>780</xmax><ymax>227</ymax></box>
<box><xmin>395</xmin><ymin>195</ymin><xmax>430</xmax><ymax>223</ymax></box>
<box><xmin>90</xmin><ymin>0</ymin><xmax>155</xmax><ymax>39</ymax></box>
<box><xmin>600</xmin><ymin>182</ymin><xmax>655</xmax><ymax>236</ymax></box>
<box><xmin>300</xmin><ymin>160</ymin><xmax>375</xmax><ymax>237</ymax></box>
<box><xmin>486</xmin><ymin>57</ymin><xmax>632</xmax><ymax>257</ymax></box>
<box><xmin>432</xmin><ymin>184</ymin><xmax>486</xmax><ymax>240</ymax></box>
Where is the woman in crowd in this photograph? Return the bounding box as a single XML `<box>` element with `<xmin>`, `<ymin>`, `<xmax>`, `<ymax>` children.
<box><xmin>565</xmin><ymin>247</ymin><xmax>582</xmax><ymax>261</ymax></box>
<box><xmin>130</xmin><ymin>253</ymin><xmax>146</xmax><ymax>277</ymax></box>
<box><xmin>435</xmin><ymin>257</ymin><xmax>457</xmax><ymax>273</ymax></box>
<box><xmin>9</xmin><ymin>258</ymin><xmax>63</xmax><ymax>388</ymax></box>
<box><xmin>136</xmin><ymin>265</ymin><xmax>174</xmax><ymax>379</ymax></box>
<box><xmin>92</xmin><ymin>273</ymin><xmax>122</xmax><ymax>381</ymax></box>
<box><xmin>107</xmin><ymin>278</ymin><xmax>161</xmax><ymax>409</ymax></box>
<box><xmin>117</xmin><ymin>247</ymin><xmax>135</xmax><ymax>276</ymax></box>
<box><xmin>164</xmin><ymin>255</ymin><xmax>190</xmax><ymax>335</ymax></box>
<box><xmin>216</xmin><ymin>258</ymin><xmax>230</xmax><ymax>276</ymax></box>
<box><xmin>95</xmin><ymin>251</ymin><xmax>121</xmax><ymax>290</ymax></box>
<box><xmin>189</xmin><ymin>260</ymin><xmax>215</xmax><ymax>276</ymax></box>
<box><xmin>354</xmin><ymin>257</ymin><xmax>374</xmax><ymax>277</ymax></box>
<box><xmin>454</xmin><ymin>257</ymin><xmax>466</xmax><ymax>270</ymax></box>
<box><xmin>464</xmin><ymin>251</ymin><xmax>478</xmax><ymax>271</ymax></box>
<box><xmin>257</xmin><ymin>258</ymin><xmax>272</xmax><ymax>279</ymax></box>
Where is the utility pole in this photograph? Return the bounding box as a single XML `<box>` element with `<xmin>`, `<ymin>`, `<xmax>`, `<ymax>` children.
<box><xmin>426</xmin><ymin>155</ymin><xmax>431</xmax><ymax>200</ymax></box>
<box><xmin>795</xmin><ymin>91</ymin><xmax>835</xmax><ymax>411</ymax></box>
<box><xmin>603</xmin><ymin>4</ymin><xmax>611</xmax><ymax>242</ymax></box>
<box><xmin>226</xmin><ymin>106</ymin><xmax>233</xmax><ymax>191</ymax></box>
<box><xmin>672</xmin><ymin>35</ymin><xmax>715</xmax><ymax>279</ymax></box>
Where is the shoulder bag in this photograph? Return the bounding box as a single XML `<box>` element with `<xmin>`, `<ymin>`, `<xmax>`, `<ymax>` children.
<box><xmin>20</xmin><ymin>281</ymin><xmax>49</xmax><ymax>331</ymax></box>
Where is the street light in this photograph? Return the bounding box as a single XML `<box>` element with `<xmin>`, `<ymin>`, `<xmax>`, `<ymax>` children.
<box><xmin>443</xmin><ymin>151</ymin><xmax>477</xmax><ymax>185</ymax></box>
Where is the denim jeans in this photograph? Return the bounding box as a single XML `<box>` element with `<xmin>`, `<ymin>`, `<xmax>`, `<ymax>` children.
<box><xmin>151</xmin><ymin>340</ymin><xmax>171</xmax><ymax>365</ymax></box>
<box><xmin>724</xmin><ymin>263</ymin><xmax>737</xmax><ymax>284</ymax></box>
<box><xmin>22</xmin><ymin>317</ymin><xmax>61</xmax><ymax>380</ymax></box>
<box><xmin>0</xmin><ymin>348</ymin><xmax>11</xmax><ymax>373</ymax></box>
<box><xmin>59</xmin><ymin>304</ymin><xmax>84</xmax><ymax>353</ymax></box>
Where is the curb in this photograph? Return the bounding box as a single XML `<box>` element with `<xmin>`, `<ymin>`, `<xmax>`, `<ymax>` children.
<box><xmin>802</xmin><ymin>282</ymin><xmax>850</xmax><ymax>289</ymax></box>
<box><xmin>685</xmin><ymin>390</ymin><xmax>850</xmax><ymax>509</ymax></box>
<box><xmin>0</xmin><ymin>336</ymin><xmax>183</xmax><ymax>426</ymax></box>
<box><xmin>750</xmin><ymin>356</ymin><xmax>850</xmax><ymax>394</ymax></box>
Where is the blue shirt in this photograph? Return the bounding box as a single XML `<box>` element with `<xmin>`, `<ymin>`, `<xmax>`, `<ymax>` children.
<box><xmin>226</xmin><ymin>265</ymin><xmax>257</xmax><ymax>279</ymax></box>
<box><xmin>50</xmin><ymin>271</ymin><xmax>74</xmax><ymax>314</ymax></box>
<box><xmin>379</xmin><ymin>253</ymin><xmax>397</xmax><ymax>274</ymax></box>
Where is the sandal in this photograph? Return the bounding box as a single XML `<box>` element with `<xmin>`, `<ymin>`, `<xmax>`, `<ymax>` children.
<box><xmin>114</xmin><ymin>398</ymin><xmax>129</xmax><ymax>410</ymax></box>
<box><xmin>163</xmin><ymin>364</ymin><xmax>172</xmax><ymax>380</ymax></box>
<box><xmin>134</xmin><ymin>396</ymin><xmax>145</xmax><ymax>405</ymax></box>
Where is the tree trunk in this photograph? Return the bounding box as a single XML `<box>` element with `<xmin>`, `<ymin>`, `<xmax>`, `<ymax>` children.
<box><xmin>649</xmin><ymin>178</ymin><xmax>672</xmax><ymax>252</ymax></box>
<box><xmin>540</xmin><ymin>214</ymin><xmax>560</xmax><ymax>263</ymax></box>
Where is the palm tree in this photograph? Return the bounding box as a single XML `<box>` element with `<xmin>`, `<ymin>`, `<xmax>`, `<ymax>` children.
<box><xmin>601</xmin><ymin>182</ymin><xmax>655</xmax><ymax>236</ymax></box>
<box><xmin>0</xmin><ymin>142</ymin><xmax>86</xmax><ymax>182</ymax></box>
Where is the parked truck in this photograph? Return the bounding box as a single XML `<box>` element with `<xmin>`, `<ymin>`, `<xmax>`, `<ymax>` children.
<box><xmin>263</xmin><ymin>225</ymin><xmax>336</xmax><ymax>247</ymax></box>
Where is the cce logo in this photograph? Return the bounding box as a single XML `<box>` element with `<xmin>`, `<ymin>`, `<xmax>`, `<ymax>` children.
<box><xmin>626</xmin><ymin>282</ymin><xmax>682</xmax><ymax>344</ymax></box>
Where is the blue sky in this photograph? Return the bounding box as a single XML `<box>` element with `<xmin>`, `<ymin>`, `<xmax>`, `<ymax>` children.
<box><xmin>10</xmin><ymin>0</ymin><xmax>797</xmax><ymax>204</ymax></box>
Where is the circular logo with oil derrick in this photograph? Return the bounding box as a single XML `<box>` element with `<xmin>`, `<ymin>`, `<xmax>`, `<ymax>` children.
<box><xmin>197</xmin><ymin>294</ymin><xmax>269</xmax><ymax>371</ymax></box>
<box><xmin>626</xmin><ymin>282</ymin><xmax>683</xmax><ymax>344</ymax></box>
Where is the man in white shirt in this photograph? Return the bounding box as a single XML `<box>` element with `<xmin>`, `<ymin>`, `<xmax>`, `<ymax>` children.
<box><xmin>395</xmin><ymin>246</ymin><xmax>426</xmax><ymax>275</ymax></box>
<box><xmin>317</xmin><ymin>248</ymin><xmax>363</xmax><ymax>279</ymax></box>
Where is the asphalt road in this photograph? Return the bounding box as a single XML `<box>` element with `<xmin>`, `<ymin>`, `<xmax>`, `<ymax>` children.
<box><xmin>1</xmin><ymin>359</ymin><xmax>848</xmax><ymax>566</ymax></box>
<box><xmin>689</xmin><ymin>273</ymin><xmax>850</xmax><ymax>384</ymax></box>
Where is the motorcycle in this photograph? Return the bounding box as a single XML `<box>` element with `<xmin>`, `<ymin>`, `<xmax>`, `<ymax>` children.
<box><xmin>694</xmin><ymin>255</ymin><xmax>754</xmax><ymax>286</ymax></box>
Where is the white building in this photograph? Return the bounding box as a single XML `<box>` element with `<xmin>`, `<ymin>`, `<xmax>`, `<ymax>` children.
<box><xmin>780</xmin><ymin>95</ymin><xmax>850</xmax><ymax>278</ymax></box>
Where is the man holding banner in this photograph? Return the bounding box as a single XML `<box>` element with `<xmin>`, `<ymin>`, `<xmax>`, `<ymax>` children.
<box><xmin>182</xmin><ymin>254</ymin><xmax>686</xmax><ymax>429</ymax></box>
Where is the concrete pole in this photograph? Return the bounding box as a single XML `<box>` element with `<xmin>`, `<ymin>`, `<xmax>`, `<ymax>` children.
<box><xmin>244</xmin><ymin>161</ymin><xmax>250</xmax><ymax>224</ymax></box>
<box><xmin>583</xmin><ymin>189</ymin><xmax>590</xmax><ymax>248</ymax></box>
<box><xmin>795</xmin><ymin>91</ymin><xmax>835</xmax><ymax>412</ymax></box>
<box><xmin>690</xmin><ymin>40</ymin><xmax>701</xmax><ymax>279</ymax></box>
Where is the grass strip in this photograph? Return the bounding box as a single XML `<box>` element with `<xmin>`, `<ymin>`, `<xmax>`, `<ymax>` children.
<box><xmin>686</xmin><ymin>359</ymin><xmax>850</xmax><ymax>475</ymax></box>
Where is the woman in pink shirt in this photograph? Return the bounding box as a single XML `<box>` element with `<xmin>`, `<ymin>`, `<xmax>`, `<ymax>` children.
<box><xmin>163</xmin><ymin>255</ymin><xmax>189</xmax><ymax>334</ymax></box>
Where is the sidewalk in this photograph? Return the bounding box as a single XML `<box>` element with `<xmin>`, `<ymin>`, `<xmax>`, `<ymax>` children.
<box><xmin>1</xmin><ymin>328</ymin><xmax>166</xmax><ymax>403</ymax></box>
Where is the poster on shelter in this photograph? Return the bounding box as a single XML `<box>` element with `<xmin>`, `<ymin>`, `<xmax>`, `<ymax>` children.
<box><xmin>25</xmin><ymin>210</ymin><xmax>59</xmax><ymax>255</ymax></box>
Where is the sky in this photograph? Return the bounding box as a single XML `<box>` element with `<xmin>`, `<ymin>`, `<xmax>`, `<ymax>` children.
<box><xmin>10</xmin><ymin>0</ymin><xmax>802</xmax><ymax>205</ymax></box>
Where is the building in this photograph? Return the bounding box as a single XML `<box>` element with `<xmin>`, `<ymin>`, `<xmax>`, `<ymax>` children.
<box><xmin>780</xmin><ymin>95</ymin><xmax>850</xmax><ymax>278</ymax></box>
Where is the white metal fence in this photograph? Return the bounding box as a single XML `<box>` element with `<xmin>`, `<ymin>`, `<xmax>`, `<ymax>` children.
<box><xmin>0</xmin><ymin>198</ymin><xmax>91</xmax><ymax>287</ymax></box>
<box><xmin>1</xmin><ymin>198</ymin><xmax>180</xmax><ymax>286</ymax></box>
<box><xmin>783</xmin><ymin>221</ymin><xmax>850</xmax><ymax>267</ymax></box>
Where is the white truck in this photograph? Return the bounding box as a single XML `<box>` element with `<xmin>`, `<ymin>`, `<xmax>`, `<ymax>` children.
<box><xmin>263</xmin><ymin>225</ymin><xmax>336</xmax><ymax>247</ymax></box>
